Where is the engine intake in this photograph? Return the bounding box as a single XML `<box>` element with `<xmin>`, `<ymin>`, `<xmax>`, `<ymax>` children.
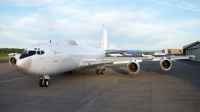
<box><xmin>127</xmin><ymin>61</ymin><xmax>140</xmax><ymax>74</ymax></box>
<box><xmin>160</xmin><ymin>59</ymin><xmax>172</xmax><ymax>71</ymax></box>
<box><xmin>9</xmin><ymin>57</ymin><xmax>17</xmax><ymax>66</ymax></box>
<box><xmin>9</xmin><ymin>54</ymin><xmax>20</xmax><ymax>66</ymax></box>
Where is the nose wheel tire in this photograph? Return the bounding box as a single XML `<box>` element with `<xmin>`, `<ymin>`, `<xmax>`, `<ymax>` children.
<box><xmin>44</xmin><ymin>79</ymin><xmax>49</xmax><ymax>87</ymax></box>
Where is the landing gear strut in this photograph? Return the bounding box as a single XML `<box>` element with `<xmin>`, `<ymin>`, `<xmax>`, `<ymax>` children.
<box><xmin>96</xmin><ymin>65</ymin><xmax>106</xmax><ymax>75</ymax></box>
<box><xmin>38</xmin><ymin>75</ymin><xmax>50</xmax><ymax>87</ymax></box>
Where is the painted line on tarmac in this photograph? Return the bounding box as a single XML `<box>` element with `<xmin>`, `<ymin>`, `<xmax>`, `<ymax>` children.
<box><xmin>0</xmin><ymin>76</ymin><xmax>34</xmax><ymax>83</ymax></box>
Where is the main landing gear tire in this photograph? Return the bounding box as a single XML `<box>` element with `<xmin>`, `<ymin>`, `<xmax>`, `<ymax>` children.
<box><xmin>39</xmin><ymin>79</ymin><xmax>49</xmax><ymax>87</ymax></box>
<box><xmin>96</xmin><ymin>68</ymin><xmax>106</xmax><ymax>75</ymax></box>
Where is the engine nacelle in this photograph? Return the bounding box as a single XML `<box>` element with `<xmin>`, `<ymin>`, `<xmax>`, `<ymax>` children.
<box><xmin>9</xmin><ymin>55</ymin><xmax>20</xmax><ymax>66</ymax></box>
<box><xmin>160</xmin><ymin>59</ymin><xmax>172</xmax><ymax>71</ymax></box>
<box><xmin>127</xmin><ymin>60</ymin><xmax>140</xmax><ymax>74</ymax></box>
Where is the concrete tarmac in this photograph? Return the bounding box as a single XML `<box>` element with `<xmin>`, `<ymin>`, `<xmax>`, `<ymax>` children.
<box><xmin>0</xmin><ymin>60</ymin><xmax>200</xmax><ymax>112</ymax></box>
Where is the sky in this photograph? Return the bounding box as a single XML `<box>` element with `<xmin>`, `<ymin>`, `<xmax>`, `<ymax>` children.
<box><xmin>0</xmin><ymin>0</ymin><xmax>200</xmax><ymax>50</ymax></box>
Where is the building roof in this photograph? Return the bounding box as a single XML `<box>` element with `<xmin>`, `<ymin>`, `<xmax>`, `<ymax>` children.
<box><xmin>183</xmin><ymin>40</ymin><xmax>200</xmax><ymax>49</ymax></box>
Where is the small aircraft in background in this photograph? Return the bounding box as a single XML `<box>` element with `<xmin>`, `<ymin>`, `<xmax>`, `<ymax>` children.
<box><xmin>124</xmin><ymin>52</ymin><xmax>134</xmax><ymax>56</ymax></box>
<box><xmin>153</xmin><ymin>52</ymin><xmax>165</xmax><ymax>56</ymax></box>
<box><xmin>142</xmin><ymin>54</ymin><xmax>154</xmax><ymax>57</ymax></box>
<box><xmin>109</xmin><ymin>53</ymin><xmax>123</xmax><ymax>57</ymax></box>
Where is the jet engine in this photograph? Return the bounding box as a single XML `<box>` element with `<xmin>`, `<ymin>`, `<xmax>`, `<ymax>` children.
<box><xmin>9</xmin><ymin>55</ymin><xmax>20</xmax><ymax>66</ymax></box>
<box><xmin>160</xmin><ymin>58</ymin><xmax>172</xmax><ymax>71</ymax></box>
<box><xmin>127</xmin><ymin>60</ymin><xmax>140</xmax><ymax>74</ymax></box>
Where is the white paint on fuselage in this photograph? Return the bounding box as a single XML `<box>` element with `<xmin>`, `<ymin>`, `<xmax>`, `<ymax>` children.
<box><xmin>17</xmin><ymin>43</ymin><xmax>105</xmax><ymax>76</ymax></box>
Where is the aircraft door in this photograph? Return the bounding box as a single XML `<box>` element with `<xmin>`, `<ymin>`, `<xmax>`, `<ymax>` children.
<box><xmin>50</xmin><ymin>45</ymin><xmax>59</xmax><ymax>62</ymax></box>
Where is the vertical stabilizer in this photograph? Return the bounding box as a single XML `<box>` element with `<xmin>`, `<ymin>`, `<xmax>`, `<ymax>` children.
<box><xmin>100</xmin><ymin>25</ymin><xmax>107</xmax><ymax>50</ymax></box>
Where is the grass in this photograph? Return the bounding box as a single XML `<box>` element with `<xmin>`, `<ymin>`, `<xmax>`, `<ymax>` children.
<box><xmin>0</xmin><ymin>53</ymin><xmax>9</xmax><ymax>60</ymax></box>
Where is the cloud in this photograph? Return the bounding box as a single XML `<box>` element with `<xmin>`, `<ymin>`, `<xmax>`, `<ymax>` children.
<box><xmin>176</xmin><ymin>19</ymin><xmax>200</xmax><ymax>29</ymax></box>
<box><xmin>84</xmin><ymin>10</ymin><xmax>156</xmax><ymax>25</ymax></box>
<box><xmin>146</xmin><ymin>0</ymin><xmax>200</xmax><ymax>12</ymax></box>
<box><xmin>109</xmin><ymin>45</ymin><xmax>119</xmax><ymax>50</ymax></box>
<box><xmin>0</xmin><ymin>11</ymin><xmax>199</xmax><ymax>49</ymax></box>
<box><xmin>149</xmin><ymin>0</ymin><xmax>171</xmax><ymax>6</ymax></box>
<box><xmin>48</xmin><ymin>5</ymin><xmax>90</xmax><ymax>17</ymax></box>
<box><xmin>177</xmin><ymin>1</ymin><xmax>200</xmax><ymax>12</ymax></box>
<box><xmin>0</xmin><ymin>0</ymin><xmax>199</xmax><ymax>50</ymax></box>
<box><xmin>0</xmin><ymin>0</ymin><xmax>62</xmax><ymax>7</ymax></box>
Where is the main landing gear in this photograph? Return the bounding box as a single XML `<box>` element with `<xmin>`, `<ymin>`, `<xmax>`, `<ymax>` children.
<box><xmin>66</xmin><ymin>71</ymin><xmax>75</xmax><ymax>74</ymax></box>
<box><xmin>96</xmin><ymin>65</ymin><xmax>106</xmax><ymax>75</ymax></box>
<box><xmin>38</xmin><ymin>75</ymin><xmax>50</xmax><ymax>87</ymax></box>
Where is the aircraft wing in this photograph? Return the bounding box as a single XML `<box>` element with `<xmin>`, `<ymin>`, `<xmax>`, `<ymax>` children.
<box><xmin>8</xmin><ymin>53</ymin><xmax>21</xmax><ymax>57</ymax></box>
<box><xmin>78</xmin><ymin>58</ymin><xmax>133</xmax><ymax>69</ymax></box>
<box><xmin>165</xmin><ymin>55</ymin><xmax>195</xmax><ymax>60</ymax></box>
<box><xmin>103</xmin><ymin>55</ymin><xmax>195</xmax><ymax>62</ymax></box>
<box><xmin>78</xmin><ymin>55</ymin><xmax>195</xmax><ymax>70</ymax></box>
<box><xmin>78</xmin><ymin>59</ymin><xmax>112</xmax><ymax>69</ymax></box>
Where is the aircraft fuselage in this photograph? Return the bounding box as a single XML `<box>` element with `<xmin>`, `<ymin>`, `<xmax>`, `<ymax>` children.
<box><xmin>17</xmin><ymin>43</ymin><xmax>105</xmax><ymax>76</ymax></box>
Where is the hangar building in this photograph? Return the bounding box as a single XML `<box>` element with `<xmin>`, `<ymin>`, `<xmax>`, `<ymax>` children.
<box><xmin>162</xmin><ymin>49</ymin><xmax>183</xmax><ymax>55</ymax></box>
<box><xmin>183</xmin><ymin>40</ymin><xmax>200</xmax><ymax>61</ymax></box>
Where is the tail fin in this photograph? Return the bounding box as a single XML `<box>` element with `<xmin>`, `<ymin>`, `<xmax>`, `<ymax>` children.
<box><xmin>100</xmin><ymin>25</ymin><xmax>107</xmax><ymax>50</ymax></box>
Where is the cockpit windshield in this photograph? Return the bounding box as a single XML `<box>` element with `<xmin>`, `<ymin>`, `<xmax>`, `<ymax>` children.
<box><xmin>28</xmin><ymin>51</ymin><xmax>36</xmax><ymax>55</ymax></box>
<box><xmin>19</xmin><ymin>49</ymin><xmax>45</xmax><ymax>59</ymax></box>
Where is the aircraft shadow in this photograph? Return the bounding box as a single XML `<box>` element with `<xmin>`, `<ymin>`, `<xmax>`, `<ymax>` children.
<box><xmin>52</xmin><ymin>60</ymin><xmax>200</xmax><ymax>92</ymax></box>
<box><xmin>140</xmin><ymin>60</ymin><xmax>200</xmax><ymax>92</ymax></box>
<box><xmin>106</xmin><ymin>65</ymin><xmax>129</xmax><ymax>75</ymax></box>
<box><xmin>177</xmin><ymin>60</ymin><xmax>200</xmax><ymax>68</ymax></box>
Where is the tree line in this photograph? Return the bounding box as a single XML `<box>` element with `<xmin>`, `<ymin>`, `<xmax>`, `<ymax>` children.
<box><xmin>0</xmin><ymin>48</ymin><xmax>24</xmax><ymax>53</ymax></box>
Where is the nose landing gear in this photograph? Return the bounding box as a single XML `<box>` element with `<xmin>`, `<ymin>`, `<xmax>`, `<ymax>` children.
<box><xmin>38</xmin><ymin>75</ymin><xmax>50</xmax><ymax>87</ymax></box>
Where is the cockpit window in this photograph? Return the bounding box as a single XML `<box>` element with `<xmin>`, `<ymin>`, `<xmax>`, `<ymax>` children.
<box><xmin>22</xmin><ymin>50</ymin><xmax>28</xmax><ymax>54</ymax></box>
<box><xmin>41</xmin><ymin>51</ymin><xmax>45</xmax><ymax>55</ymax></box>
<box><xmin>28</xmin><ymin>51</ymin><xmax>36</xmax><ymax>55</ymax></box>
<box><xmin>20</xmin><ymin>50</ymin><xmax>36</xmax><ymax>59</ymax></box>
<box><xmin>19</xmin><ymin>50</ymin><xmax>45</xmax><ymax>59</ymax></box>
<box><xmin>37</xmin><ymin>51</ymin><xmax>40</xmax><ymax>55</ymax></box>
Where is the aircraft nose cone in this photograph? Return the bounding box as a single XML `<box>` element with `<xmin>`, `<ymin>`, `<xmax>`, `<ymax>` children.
<box><xmin>16</xmin><ymin>57</ymin><xmax>32</xmax><ymax>71</ymax></box>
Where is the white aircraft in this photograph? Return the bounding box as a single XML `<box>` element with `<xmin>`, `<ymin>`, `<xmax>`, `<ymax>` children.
<box><xmin>153</xmin><ymin>52</ymin><xmax>165</xmax><ymax>56</ymax></box>
<box><xmin>124</xmin><ymin>52</ymin><xmax>133</xmax><ymax>56</ymax></box>
<box><xmin>142</xmin><ymin>54</ymin><xmax>154</xmax><ymax>57</ymax></box>
<box><xmin>109</xmin><ymin>53</ymin><xmax>122</xmax><ymax>57</ymax></box>
<box><xmin>9</xmin><ymin>26</ymin><xmax>195</xmax><ymax>87</ymax></box>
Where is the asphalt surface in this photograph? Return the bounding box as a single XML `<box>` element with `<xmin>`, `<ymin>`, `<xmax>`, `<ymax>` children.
<box><xmin>0</xmin><ymin>60</ymin><xmax>200</xmax><ymax>112</ymax></box>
